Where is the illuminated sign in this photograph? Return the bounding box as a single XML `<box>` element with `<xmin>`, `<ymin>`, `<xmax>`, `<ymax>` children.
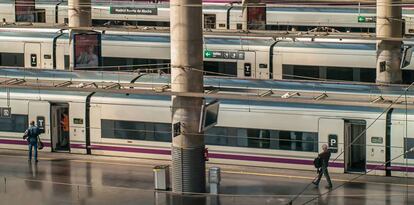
<box><xmin>110</xmin><ymin>7</ymin><xmax>158</xmax><ymax>15</ymax></box>
<box><xmin>358</xmin><ymin>16</ymin><xmax>376</xmax><ymax>23</ymax></box>
<box><xmin>204</xmin><ymin>50</ymin><xmax>245</xmax><ymax>60</ymax></box>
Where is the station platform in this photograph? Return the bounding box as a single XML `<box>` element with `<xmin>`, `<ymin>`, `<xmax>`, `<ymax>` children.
<box><xmin>0</xmin><ymin>149</ymin><xmax>413</xmax><ymax>205</ymax></box>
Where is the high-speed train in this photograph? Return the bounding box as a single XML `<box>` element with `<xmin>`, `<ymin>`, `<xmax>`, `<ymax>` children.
<box><xmin>1</xmin><ymin>30</ymin><xmax>414</xmax><ymax>84</ymax></box>
<box><xmin>3</xmin><ymin>0</ymin><xmax>414</xmax><ymax>34</ymax></box>
<box><xmin>0</xmin><ymin>68</ymin><xmax>413</xmax><ymax>177</ymax></box>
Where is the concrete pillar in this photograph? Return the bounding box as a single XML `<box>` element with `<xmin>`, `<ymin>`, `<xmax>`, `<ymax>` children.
<box><xmin>68</xmin><ymin>0</ymin><xmax>91</xmax><ymax>28</ymax></box>
<box><xmin>376</xmin><ymin>0</ymin><xmax>403</xmax><ymax>83</ymax></box>
<box><xmin>68</xmin><ymin>0</ymin><xmax>91</xmax><ymax>70</ymax></box>
<box><xmin>242</xmin><ymin>0</ymin><xmax>248</xmax><ymax>31</ymax></box>
<box><xmin>170</xmin><ymin>0</ymin><xmax>205</xmax><ymax>194</ymax></box>
<box><xmin>241</xmin><ymin>0</ymin><xmax>262</xmax><ymax>31</ymax></box>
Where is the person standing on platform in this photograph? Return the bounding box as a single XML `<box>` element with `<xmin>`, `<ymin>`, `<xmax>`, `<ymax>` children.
<box><xmin>25</xmin><ymin>121</ymin><xmax>40</xmax><ymax>163</ymax></box>
<box><xmin>313</xmin><ymin>144</ymin><xmax>333</xmax><ymax>189</ymax></box>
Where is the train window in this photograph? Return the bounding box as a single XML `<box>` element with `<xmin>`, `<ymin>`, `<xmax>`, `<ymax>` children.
<box><xmin>327</xmin><ymin>67</ymin><xmax>354</xmax><ymax>81</ymax></box>
<box><xmin>237</xmin><ymin>24</ymin><xmax>242</xmax><ymax>30</ymax></box>
<box><xmin>203</xmin><ymin>61</ymin><xmax>237</xmax><ymax>76</ymax></box>
<box><xmin>206</xmin><ymin>127</ymin><xmax>318</xmax><ymax>152</ymax></box>
<box><xmin>282</xmin><ymin>65</ymin><xmax>319</xmax><ymax>80</ymax></box>
<box><xmin>0</xmin><ymin>53</ymin><xmax>24</xmax><ymax>67</ymax></box>
<box><xmin>34</xmin><ymin>9</ymin><xmax>46</xmax><ymax>23</ymax></box>
<box><xmin>64</xmin><ymin>55</ymin><xmax>70</xmax><ymax>70</ymax></box>
<box><xmin>404</xmin><ymin>138</ymin><xmax>414</xmax><ymax>159</ymax></box>
<box><xmin>102</xmin><ymin>57</ymin><xmax>170</xmax><ymax>72</ymax></box>
<box><xmin>101</xmin><ymin>119</ymin><xmax>170</xmax><ymax>142</ymax></box>
<box><xmin>360</xmin><ymin>68</ymin><xmax>376</xmax><ymax>83</ymax></box>
<box><xmin>204</xmin><ymin>14</ymin><xmax>216</xmax><ymax>29</ymax></box>
<box><xmin>101</xmin><ymin>119</ymin><xmax>317</xmax><ymax>152</ymax></box>
<box><xmin>0</xmin><ymin>114</ymin><xmax>28</xmax><ymax>133</ymax></box>
<box><xmin>403</xmin><ymin>70</ymin><xmax>414</xmax><ymax>84</ymax></box>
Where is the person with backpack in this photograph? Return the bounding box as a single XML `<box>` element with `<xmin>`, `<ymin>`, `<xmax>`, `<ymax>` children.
<box><xmin>313</xmin><ymin>144</ymin><xmax>333</xmax><ymax>189</ymax></box>
<box><xmin>24</xmin><ymin>121</ymin><xmax>40</xmax><ymax>163</ymax></box>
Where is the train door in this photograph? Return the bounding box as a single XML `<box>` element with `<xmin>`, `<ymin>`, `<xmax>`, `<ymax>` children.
<box><xmin>237</xmin><ymin>51</ymin><xmax>256</xmax><ymax>78</ymax></box>
<box><xmin>51</xmin><ymin>103</ymin><xmax>70</xmax><ymax>152</ymax></box>
<box><xmin>318</xmin><ymin>118</ymin><xmax>344</xmax><ymax>162</ymax></box>
<box><xmin>28</xmin><ymin>101</ymin><xmax>50</xmax><ymax>150</ymax></box>
<box><xmin>344</xmin><ymin>120</ymin><xmax>367</xmax><ymax>173</ymax></box>
<box><xmin>24</xmin><ymin>43</ymin><xmax>41</xmax><ymax>68</ymax></box>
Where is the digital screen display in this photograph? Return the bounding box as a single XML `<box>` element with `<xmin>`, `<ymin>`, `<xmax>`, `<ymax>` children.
<box><xmin>73</xmin><ymin>33</ymin><xmax>101</xmax><ymax>69</ymax></box>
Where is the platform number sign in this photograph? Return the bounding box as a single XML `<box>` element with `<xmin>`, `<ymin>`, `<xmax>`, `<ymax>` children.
<box><xmin>30</xmin><ymin>54</ymin><xmax>37</xmax><ymax>67</ymax></box>
<box><xmin>173</xmin><ymin>122</ymin><xmax>181</xmax><ymax>138</ymax></box>
<box><xmin>0</xmin><ymin>107</ymin><xmax>11</xmax><ymax>118</ymax></box>
<box><xmin>37</xmin><ymin>116</ymin><xmax>45</xmax><ymax>134</ymax></box>
<box><xmin>328</xmin><ymin>134</ymin><xmax>338</xmax><ymax>153</ymax></box>
<box><xmin>244</xmin><ymin>63</ymin><xmax>252</xmax><ymax>77</ymax></box>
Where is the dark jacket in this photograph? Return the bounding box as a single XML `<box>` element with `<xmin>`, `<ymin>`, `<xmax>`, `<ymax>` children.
<box><xmin>27</xmin><ymin>125</ymin><xmax>40</xmax><ymax>144</ymax></box>
<box><xmin>318</xmin><ymin>150</ymin><xmax>331</xmax><ymax>168</ymax></box>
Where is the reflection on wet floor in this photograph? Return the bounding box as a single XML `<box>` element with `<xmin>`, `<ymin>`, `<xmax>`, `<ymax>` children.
<box><xmin>0</xmin><ymin>151</ymin><xmax>413</xmax><ymax>205</ymax></box>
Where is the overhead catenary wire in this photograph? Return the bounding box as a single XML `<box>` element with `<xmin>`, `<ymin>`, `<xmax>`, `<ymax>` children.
<box><xmin>287</xmin><ymin>82</ymin><xmax>414</xmax><ymax>205</ymax></box>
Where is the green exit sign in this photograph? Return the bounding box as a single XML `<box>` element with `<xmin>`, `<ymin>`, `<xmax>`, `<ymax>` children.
<box><xmin>358</xmin><ymin>16</ymin><xmax>366</xmax><ymax>22</ymax></box>
<box><xmin>358</xmin><ymin>16</ymin><xmax>376</xmax><ymax>23</ymax></box>
<box><xmin>204</xmin><ymin>50</ymin><xmax>213</xmax><ymax>58</ymax></box>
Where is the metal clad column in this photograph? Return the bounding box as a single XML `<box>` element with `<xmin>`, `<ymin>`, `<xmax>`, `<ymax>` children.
<box><xmin>68</xmin><ymin>0</ymin><xmax>91</xmax><ymax>28</ymax></box>
<box><xmin>68</xmin><ymin>0</ymin><xmax>91</xmax><ymax>70</ymax></box>
<box><xmin>376</xmin><ymin>0</ymin><xmax>402</xmax><ymax>83</ymax></box>
<box><xmin>170</xmin><ymin>0</ymin><xmax>205</xmax><ymax>194</ymax></box>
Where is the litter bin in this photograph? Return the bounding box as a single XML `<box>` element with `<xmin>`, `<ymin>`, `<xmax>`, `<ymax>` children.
<box><xmin>209</xmin><ymin>167</ymin><xmax>221</xmax><ymax>194</ymax></box>
<box><xmin>153</xmin><ymin>165</ymin><xmax>170</xmax><ymax>190</ymax></box>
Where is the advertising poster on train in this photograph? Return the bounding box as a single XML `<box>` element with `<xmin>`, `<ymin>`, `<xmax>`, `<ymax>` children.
<box><xmin>247</xmin><ymin>7</ymin><xmax>266</xmax><ymax>30</ymax></box>
<box><xmin>73</xmin><ymin>33</ymin><xmax>102</xmax><ymax>69</ymax></box>
<box><xmin>15</xmin><ymin>0</ymin><xmax>35</xmax><ymax>22</ymax></box>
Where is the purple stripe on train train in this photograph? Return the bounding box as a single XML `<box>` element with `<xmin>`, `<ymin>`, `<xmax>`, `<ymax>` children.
<box><xmin>1</xmin><ymin>138</ymin><xmax>413</xmax><ymax>172</ymax></box>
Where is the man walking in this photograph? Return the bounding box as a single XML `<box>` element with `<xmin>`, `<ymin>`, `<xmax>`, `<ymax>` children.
<box><xmin>313</xmin><ymin>144</ymin><xmax>332</xmax><ymax>189</ymax></box>
<box><xmin>26</xmin><ymin>121</ymin><xmax>40</xmax><ymax>163</ymax></box>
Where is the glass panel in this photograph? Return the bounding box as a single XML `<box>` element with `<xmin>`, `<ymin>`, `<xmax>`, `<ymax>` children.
<box><xmin>404</xmin><ymin>138</ymin><xmax>414</xmax><ymax>159</ymax></box>
<box><xmin>359</xmin><ymin>68</ymin><xmax>376</xmax><ymax>82</ymax></box>
<box><xmin>0</xmin><ymin>53</ymin><xmax>24</xmax><ymax>67</ymax></box>
<box><xmin>204</xmin><ymin>61</ymin><xmax>237</xmax><ymax>76</ymax></box>
<box><xmin>100</xmin><ymin>120</ymin><xmax>318</xmax><ymax>152</ymax></box>
<box><xmin>0</xmin><ymin>114</ymin><xmax>28</xmax><ymax>132</ymax></box>
<box><xmin>327</xmin><ymin>67</ymin><xmax>353</xmax><ymax>81</ymax></box>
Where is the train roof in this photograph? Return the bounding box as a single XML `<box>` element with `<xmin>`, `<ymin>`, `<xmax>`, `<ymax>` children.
<box><xmin>0</xmin><ymin>31</ymin><xmax>60</xmax><ymax>39</ymax></box>
<box><xmin>266</xmin><ymin>7</ymin><xmax>375</xmax><ymax>14</ymax></box>
<box><xmin>0</xmin><ymin>31</ymin><xmax>275</xmax><ymax>46</ymax></box>
<box><xmin>91</xmin><ymin>91</ymin><xmax>388</xmax><ymax>113</ymax></box>
<box><xmin>275</xmin><ymin>41</ymin><xmax>375</xmax><ymax>50</ymax></box>
<box><xmin>0</xmin><ymin>68</ymin><xmax>139</xmax><ymax>83</ymax></box>
<box><xmin>102</xmin><ymin>33</ymin><xmax>275</xmax><ymax>46</ymax></box>
<box><xmin>134</xmin><ymin>74</ymin><xmax>414</xmax><ymax>96</ymax></box>
<box><xmin>0</xmin><ymin>69</ymin><xmax>412</xmax><ymax>97</ymax></box>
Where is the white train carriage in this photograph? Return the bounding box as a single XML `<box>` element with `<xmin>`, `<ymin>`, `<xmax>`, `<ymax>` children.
<box><xmin>0</xmin><ymin>0</ymin><xmax>15</xmax><ymax>23</ymax></box>
<box><xmin>0</xmin><ymin>69</ymin><xmax>413</xmax><ymax>176</ymax></box>
<box><xmin>0</xmin><ymin>31</ymin><xmax>274</xmax><ymax>79</ymax></box>
<box><xmin>1</xmin><ymin>30</ymin><xmax>414</xmax><ymax>83</ymax></box>
<box><xmin>4</xmin><ymin>0</ymin><xmax>414</xmax><ymax>35</ymax></box>
<box><xmin>266</xmin><ymin>7</ymin><xmax>376</xmax><ymax>32</ymax></box>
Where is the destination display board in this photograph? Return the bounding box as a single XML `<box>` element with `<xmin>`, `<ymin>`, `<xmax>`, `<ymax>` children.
<box><xmin>110</xmin><ymin>7</ymin><xmax>158</xmax><ymax>15</ymax></box>
<box><xmin>204</xmin><ymin>50</ymin><xmax>245</xmax><ymax>60</ymax></box>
